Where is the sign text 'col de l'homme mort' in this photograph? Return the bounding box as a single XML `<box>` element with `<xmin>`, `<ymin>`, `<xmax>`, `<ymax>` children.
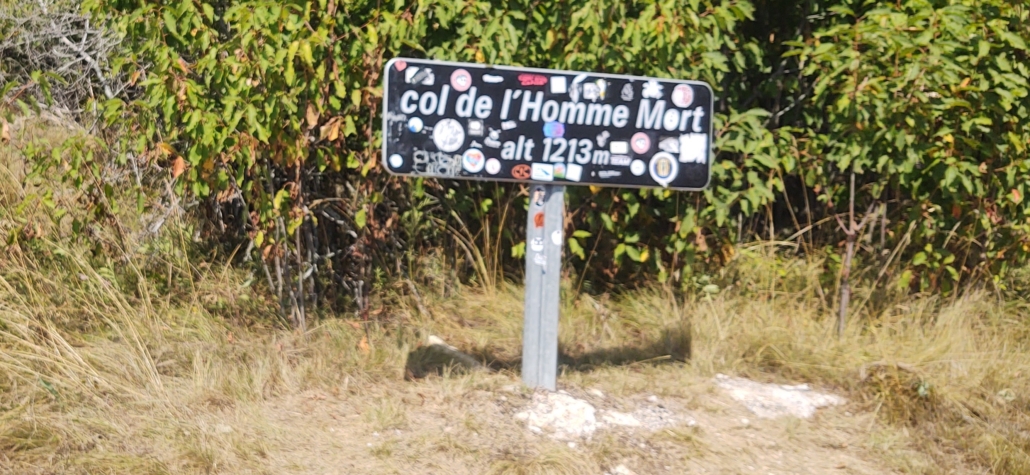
<box><xmin>381</xmin><ymin>58</ymin><xmax>713</xmax><ymax>190</ymax></box>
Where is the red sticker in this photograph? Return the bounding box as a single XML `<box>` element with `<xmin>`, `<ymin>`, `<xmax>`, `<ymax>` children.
<box><xmin>394</xmin><ymin>60</ymin><xmax>407</xmax><ymax>71</ymax></box>
<box><xmin>512</xmin><ymin>164</ymin><xmax>532</xmax><ymax>180</ymax></box>
<box><xmin>534</xmin><ymin>212</ymin><xmax>545</xmax><ymax>228</ymax></box>
<box><xmin>518</xmin><ymin>74</ymin><xmax>548</xmax><ymax>86</ymax></box>
<box><xmin>451</xmin><ymin>69</ymin><xmax>473</xmax><ymax>92</ymax></box>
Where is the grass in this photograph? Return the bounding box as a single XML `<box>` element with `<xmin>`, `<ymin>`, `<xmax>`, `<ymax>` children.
<box><xmin>2</xmin><ymin>117</ymin><xmax>1030</xmax><ymax>474</ymax></box>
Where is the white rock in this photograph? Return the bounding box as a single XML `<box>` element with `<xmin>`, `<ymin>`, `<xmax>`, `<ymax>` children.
<box><xmin>514</xmin><ymin>391</ymin><xmax>598</xmax><ymax>440</ymax></box>
<box><xmin>613</xmin><ymin>465</ymin><xmax>637</xmax><ymax>475</ymax></box>
<box><xmin>602</xmin><ymin>411</ymin><xmax>642</xmax><ymax>427</ymax></box>
<box><xmin>588</xmin><ymin>388</ymin><xmax>605</xmax><ymax>398</ymax></box>
<box><xmin>714</xmin><ymin>374</ymin><xmax>845</xmax><ymax>419</ymax></box>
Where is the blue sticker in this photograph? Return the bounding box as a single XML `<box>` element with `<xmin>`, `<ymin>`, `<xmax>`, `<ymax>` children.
<box><xmin>543</xmin><ymin>121</ymin><xmax>565</xmax><ymax>138</ymax></box>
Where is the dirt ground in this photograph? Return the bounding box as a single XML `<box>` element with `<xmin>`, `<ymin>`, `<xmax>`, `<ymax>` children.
<box><xmin>183</xmin><ymin>368</ymin><xmax>913</xmax><ymax>475</ymax></box>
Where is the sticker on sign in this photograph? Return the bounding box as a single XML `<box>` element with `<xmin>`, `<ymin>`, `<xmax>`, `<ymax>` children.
<box><xmin>381</xmin><ymin>58</ymin><xmax>712</xmax><ymax>190</ymax></box>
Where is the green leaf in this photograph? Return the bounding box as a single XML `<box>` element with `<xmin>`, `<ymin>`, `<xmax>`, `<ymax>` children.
<box><xmin>568</xmin><ymin>238</ymin><xmax>585</xmax><ymax>260</ymax></box>
<box><xmin>354</xmin><ymin>208</ymin><xmax>367</xmax><ymax>229</ymax></box>
<box><xmin>163</xmin><ymin>9</ymin><xmax>179</xmax><ymax>37</ymax></box>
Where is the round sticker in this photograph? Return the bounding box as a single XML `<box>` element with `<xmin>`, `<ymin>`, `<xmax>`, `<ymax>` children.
<box><xmin>530</xmin><ymin>237</ymin><xmax>544</xmax><ymax>252</ymax></box>
<box><xmin>388</xmin><ymin>154</ymin><xmax>404</xmax><ymax>169</ymax></box>
<box><xmin>671</xmin><ymin>84</ymin><xmax>694</xmax><ymax>108</ymax></box>
<box><xmin>648</xmin><ymin>152</ymin><xmax>679</xmax><ymax>188</ymax></box>
<box><xmin>485</xmin><ymin>158</ymin><xmax>501</xmax><ymax>175</ymax></box>
<box><xmin>407</xmin><ymin>117</ymin><xmax>423</xmax><ymax>133</ymax></box>
<box><xmin>543</xmin><ymin>121</ymin><xmax>565</xmax><ymax>138</ymax></box>
<box><xmin>512</xmin><ymin>164</ymin><xmax>532</xmax><ymax>180</ymax></box>
<box><xmin>462</xmin><ymin>148</ymin><xmax>486</xmax><ymax>173</ymax></box>
<box><xmin>432</xmin><ymin>118</ymin><xmax>465</xmax><ymax>153</ymax></box>
<box><xmin>631</xmin><ymin>132</ymin><xmax>651</xmax><ymax>154</ymax></box>
<box><xmin>551</xmin><ymin>230</ymin><xmax>562</xmax><ymax>246</ymax></box>
<box><xmin>630</xmin><ymin>159</ymin><xmax>646</xmax><ymax>176</ymax></box>
<box><xmin>450</xmin><ymin>69</ymin><xmax>472</xmax><ymax>92</ymax></box>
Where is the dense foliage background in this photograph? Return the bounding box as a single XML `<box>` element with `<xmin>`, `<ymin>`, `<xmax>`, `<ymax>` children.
<box><xmin>3</xmin><ymin>0</ymin><xmax>1028</xmax><ymax>323</ymax></box>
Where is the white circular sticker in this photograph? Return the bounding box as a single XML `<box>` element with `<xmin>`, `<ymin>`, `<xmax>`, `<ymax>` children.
<box><xmin>388</xmin><ymin>154</ymin><xmax>404</xmax><ymax>169</ymax></box>
<box><xmin>407</xmin><ymin>117</ymin><xmax>423</xmax><ymax>133</ymax></box>
<box><xmin>671</xmin><ymin>84</ymin><xmax>694</xmax><ymax>108</ymax></box>
<box><xmin>551</xmin><ymin>230</ymin><xmax>562</xmax><ymax>246</ymax></box>
<box><xmin>462</xmin><ymin>148</ymin><xmax>486</xmax><ymax>173</ymax></box>
<box><xmin>485</xmin><ymin>158</ymin><xmax>501</xmax><ymax>175</ymax></box>
<box><xmin>530</xmin><ymin>237</ymin><xmax>544</xmax><ymax>252</ymax></box>
<box><xmin>432</xmin><ymin>119</ymin><xmax>465</xmax><ymax>153</ymax></box>
<box><xmin>451</xmin><ymin>69</ymin><xmax>472</xmax><ymax>92</ymax></box>
<box><xmin>648</xmin><ymin>152</ymin><xmax>679</xmax><ymax>188</ymax></box>
<box><xmin>630</xmin><ymin>159</ymin><xmax>646</xmax><ymax>176</ymax></box>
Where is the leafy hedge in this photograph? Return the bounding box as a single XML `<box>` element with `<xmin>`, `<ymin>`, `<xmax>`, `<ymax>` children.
<box><xmin>12</xmin><ymin>0</ymin><xmax>1030</xmax><ymax>317</ymax></box>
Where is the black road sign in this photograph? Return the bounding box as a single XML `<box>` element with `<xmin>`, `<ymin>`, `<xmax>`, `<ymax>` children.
<box><xmin>381</xmin><ymin>58</ymin><xmax>713</xmax><ymax>190</ymax></box>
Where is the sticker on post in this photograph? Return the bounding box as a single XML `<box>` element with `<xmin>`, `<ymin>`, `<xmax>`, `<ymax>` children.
<box><xmin>512</xmin><ymin>164</ymin><xmax>531</xmax><ymax>180</ymax></box>
<box><xmin>450</xmin><ymin>69</ymin><xmax>472</xmax><ymax>92</ymax></box>
<box><xmin>630</xmin><ymin>159</ymin><xmax>646</xmax><ymax>176</ymax></box>
<box><xmin>649</xmin><ymin>152</ymin><xmax>679</xmax><ymax>187</ymax></box>
<box><xmin>531</xmin><ymin>237</ymin><xmax>544</xmax><ymax>252</ymax></box>
<box><xmin>533</xmin><ymin>252</ymin><xmax>546</xmax><ymax>268</ymax></box>
<box><xmin>531</xmin><ymin>163</ymin><xmax>554</xmax><ymax>181</ymax></box>
<box><xmin>550</xmin><ymin>76</ymin><xmax>567</xmax><ymax>94</ymax></box>
<box><xmin>533</xmin><ymin>188</ymin><xmax>546</xmax><ymax>207</ymax></box>
<box><xmin>462</xmin><ymin>149</ymin><xmax>486</xmax><ymax>173</ymax></box>
<box><xmin>631</xmin><ymin>132</ymin><xmax>651</xmax><ymax>154</ymax></box>
<box><xmin>565</xmin><ymin>163</ymin><xmax>583</xmax><ymax>182</ymax></box>
<box><xmin>433</xmin><ymin>119</ymin><xmax>465</xmax><ymax>153</ymax></box>
<box><xmin>659</xmin><ymin>136</ymin><xmax>679</xmax><ymax>153</ymax></box>
<box><xmin>551</xmin><ymin>230</ymin><xmax>562</xmax><ymax>246</ymax></box>
<box><xmin>679</xmin><ymin>133</ymin><xmax>708</xmax><ymax>164</ymax></box>
<box><xmin>641</xmin><ymin>80</ymin><xmax>663</xmax><ymax>99</ymax></box>
<box><xmin>484</xmin><ymin>128</ymin><xmax>501</xmax><ymax>148</ymax></box>
<box><xmin>405</xmin><ymin>67</ymin><xmax>434</xmax><ymax>86</ymax></box>
<box><xmin>610</xmin><ymin>141</ymin><xmax>629</xmax><ymax>155</ymax></box>
<box><xmin>407</xmin><ymin>117</ymin><xmax>423</xmax><ymax>133</ymax></box>
<box><xmin>671</xmin><ymin>84</ymin><xmax>694</xmax><ymax>108</ymax></box>
<box><xmin>485</xmin><ymin>158</ymin><xmax>501</xmax><ymax>175</ymax></box>
<box><xmin>610</xmin><ymin>155</ymin><xmax>632</xmax><ymax>166</ymax></box>
<box><xmin>543</xmin><ymin>122</ymin><xmax>565</xmax><ymax>138</ymax></box>
<box><xmin>621</xmin><ymin>83</ymin><xmax>634</xmax><ymax>101</ymax></box>
<box><xmin>388</xmin><ymin>154</ymin><xmax>404</xmax><ymax>169</ymax></box>
<box><xmin>519</xmin><ymin>74</ymin><xmax>547</xmax><ymax>86</ymax></box>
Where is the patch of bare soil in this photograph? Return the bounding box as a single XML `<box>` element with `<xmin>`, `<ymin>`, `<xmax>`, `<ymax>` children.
<box><xmin>204</xmin><ymin>372</ymin><xmax>904</xmax><ymax>475</ymax></box>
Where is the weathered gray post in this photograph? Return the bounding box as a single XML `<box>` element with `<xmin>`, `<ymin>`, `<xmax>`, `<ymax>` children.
<box><xmin>522</xmin><ymin>184</ymin><xmax>565</xmax><ymax>390</ymax></box>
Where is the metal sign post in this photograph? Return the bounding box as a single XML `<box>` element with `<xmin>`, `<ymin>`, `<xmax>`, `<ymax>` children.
<box><xmin>522</xmin><ymin>185</ymin><xmax>565</xmax><ymax>390</ymax></box>
<box><xmin>380</xmin><ymin>58</ymin><xmax>713</xmax><ymax>390</ymax></box>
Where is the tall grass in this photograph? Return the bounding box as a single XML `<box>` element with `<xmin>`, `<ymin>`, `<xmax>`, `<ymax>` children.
<box><xmin>2</xmin><ymin>117</ymin><xmax>1029</xmax><ymax>473</ymax></box>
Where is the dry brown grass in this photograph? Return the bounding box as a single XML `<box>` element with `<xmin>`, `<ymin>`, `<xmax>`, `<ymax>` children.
<box><xmin>2</xmin><ymin>118</ymin><xmax>1030</xmax><ymax>474</ymax></box>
